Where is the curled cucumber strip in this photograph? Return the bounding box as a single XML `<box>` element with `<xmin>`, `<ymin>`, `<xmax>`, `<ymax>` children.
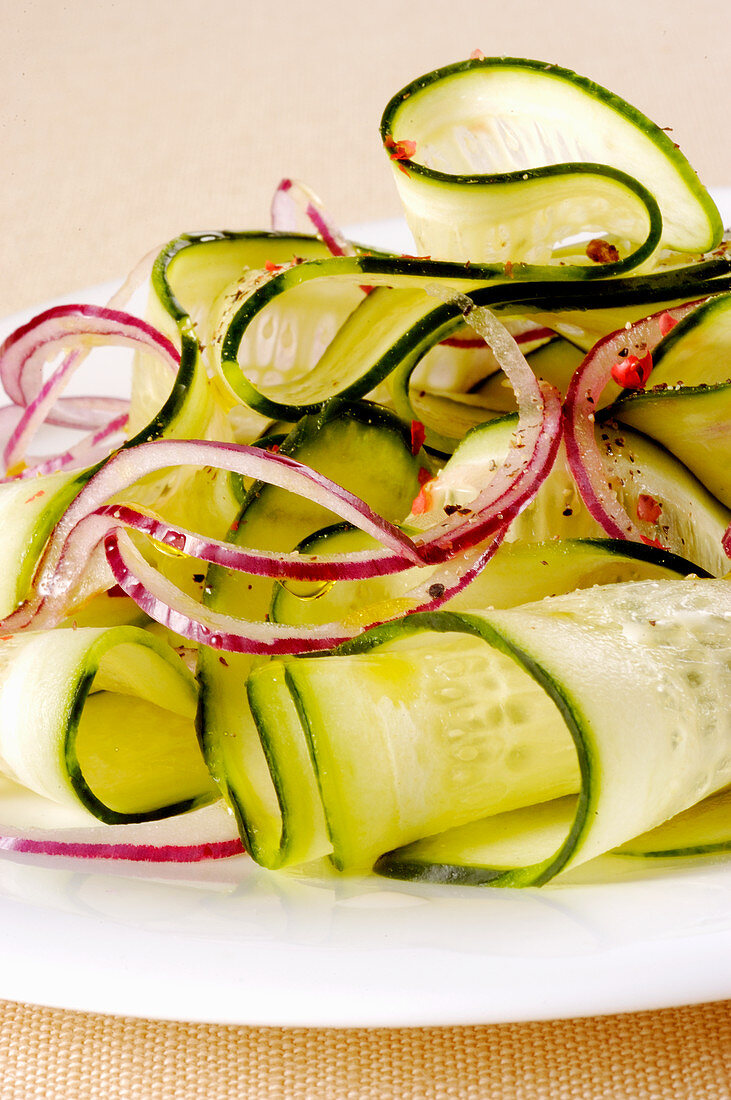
<box><xmin>0</xmin><ymin>626</ymin><xmax>216</xmax><ymax>824</ymax></box>
<box><xmin>380</xmin><ymin>56</ymin><xmax>721</xmax><ymax>264</ymax></box>
<box><xmin>246</xmin><ymin>579</ymin><xmax>730</xmax><ymax>885</ymax></box>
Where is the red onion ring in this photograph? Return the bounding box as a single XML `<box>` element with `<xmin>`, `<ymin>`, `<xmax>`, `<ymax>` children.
<box><xmin>92</xmin><ymin>504</ymin><xmax>416</xmax><ymax>581</ymax></box>
<box><xmin>563</xmin><ymin>301</ymin><xmax>703</xmax><ymax>540</ymax></box>
<box><xmin>410</xmin><ymin>297</ymin><xmax>562</xmax><ymax>561</ymax></box>
<box><xmin>0</xmin><ymin>800</ymin><xmax>243</xmax><ymax>863</ymax></box>
<box><xmin>103</xmin><ymin>524</ymin><xmax>507</xmax><ymax>654</ymax></box>
<box><xmin>1</xmin><ymin>438</ymin><xmax>422</xmax><ymax>632</ymax></box>
<box><xmin>270</xmin><ymin>178</ymin><xmax>352</xmax><ymax>256</ymax></box>
<box><xmin>0</xmin><ymin>305</ymin><xmax>179</xmax><ymax>475</ymax></box>
<box><xmin>10</xmin><ymin>414</ymin><xmax>129</xmax><ymax>481</ymax></box>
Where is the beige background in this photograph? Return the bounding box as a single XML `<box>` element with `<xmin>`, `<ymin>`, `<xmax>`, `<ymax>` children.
<box><xmin>2</xmin><ymin>0</ymin><xmax>731</xmax><ymax>317</ymax></box>
<box><xmin>0</xmin><ymin>1</ymin><xmax>730</xmax><ymax>1096</ymax></box>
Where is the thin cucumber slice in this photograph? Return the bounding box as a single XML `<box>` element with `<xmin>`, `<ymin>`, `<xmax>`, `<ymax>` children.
<box><xmin>381</xmin><ymin>58</ymin><xmax>720</xmax><ymax>262</ymax></box>
<box><xmin>387</xmin><ymin>786</ymin><xmax>731</xmax><ymax>878</ymax></box>
<box><xmin>217</xmin><ymin>252</ymin><xmax>731</xmax><ymax>422</ymax></box>
<box><xmin>641</xmin><ymin>292</ymin><xmax>731</xmax><ymax>389</ymax></box>
<box><xmin>607</xmin><ymin>383</ymin><xmax>731</xmax><ymax>509</ymax></box>
<box><xmin>449</xmin><ymin>415</ymin><xmax>730</xmax><ymax>575</ymax></box>
<box><xmin>0</xmin><ymin>626</ymin><xmax>216</xmax><ymax>823</ymax></box>
<box><xmin>271</xmin><ymin>530</ymin><xmax>706</xmax><ymax>628</ymax></box>
<box><xmin>0</xmin><ymin>469</ymin><xmax>84</xmax><ymax>619</ymax></box>
<box><xmin>387</xmin><ymin>159</ymin><xmax>661</xmax><ymax>274</ymax></box>
<box><xmin>259</xmin><ymin>632</ymin><xmax>580</xmax><ymax>872</ymax></box>
<box><xmin>196</xmin><ymin>402</ymin><xmax>423</xmax><ymax>869</ymax></box>
<box><xmin>258</xmin><ymin>579</ymin><xmax>731</xmax><ymax>883</ymax></box>
<box><xmin>148</xmin><ymin>231</ymin><xmax>340</xmax><ymax>443</ymax></box>
<box><xmin>613</xmin><ymin>787</ymin><xmax>731</xmax><ymax>858</ymax></box>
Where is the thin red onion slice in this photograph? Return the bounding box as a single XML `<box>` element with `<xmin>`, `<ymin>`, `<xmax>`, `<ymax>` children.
<box><xmin>0</xmin><ymin>798</ymin><xmax>244</xmax><ymax>863</ymax></box>
<box><xmin>92</xmin><ymin>504</ymin><xmax>415</xmax><ymax>581</ymax></box>
<box><xmin>2</xmin><ymin>438</ymin><xmax>421</xmax><ymax>632</ymax></box>
<box><xmin>563</xmin><ymin>301</ymin><xmax>703</xmax><ymax>540</ymax></box>
<box><xmin>1</xmin><ymin>246</ymin><xmax>157</xmax><ymax>413</ymax></box>
<box><xmin>411</xmin><ymin>297</ymin><xmax>562</xmax><ymax>561</ymax></box>
<box><xmin>1</xmin><ymin>305</ymin><xmax>179</xmax><ymax>474</ymax></box>
<box><xmin>723</xmin><ymin>523</ymin><xmax>731</xmax><ymax>560</ymax></box>
<box><xmin>9</xmin><ymin>414</ymin><xmax>129</xmax><ymax>481</ymax></box>
<box><xmin>104</xmin><ymin>524</ymin><xmax>507</xmax><ymax>654</ymax></box>
<box><xmin>270</xmin><ymin>178</ymin><xmax>352</xmax><ymax>256</ymax></box>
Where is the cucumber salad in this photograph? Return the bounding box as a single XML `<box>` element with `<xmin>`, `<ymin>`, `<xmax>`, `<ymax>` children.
<box><xmin>0</xmin><ymin>56</ymin><xmax>729</xmax><ymax>888</ymax></box>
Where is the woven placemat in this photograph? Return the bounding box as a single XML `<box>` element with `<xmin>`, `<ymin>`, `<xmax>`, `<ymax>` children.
<box><xmin>0</xmin><ymin>999</ymin><xmax>728</xmax><ymax>1100</ymax></box>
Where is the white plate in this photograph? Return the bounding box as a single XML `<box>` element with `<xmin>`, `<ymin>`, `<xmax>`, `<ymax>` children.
<box><xmin>0</xmin><ymin>210</ymin><xmax>730</xmax><ymax>1028</ymax></box>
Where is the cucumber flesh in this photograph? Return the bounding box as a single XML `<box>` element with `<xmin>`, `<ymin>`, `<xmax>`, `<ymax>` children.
<box><xmin>253</xmin><ymin>579</ymin><xmax>731</xmax><ymax>885</ymax></box>
<box><xmin>197</xmin><ymin>402</ymin><xmax>423</xmax><ymax>868</ymax></box>
<box><xmin>381</xmin><ymin>58</ymin><xmax>720</xmax><ymax>260</ymax></box>
<box><xmin>0</xmin><ymin>627</ymin><xmax>215</xmax><ymax>823</ymax></box>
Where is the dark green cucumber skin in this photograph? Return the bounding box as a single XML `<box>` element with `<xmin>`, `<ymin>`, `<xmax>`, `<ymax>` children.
<box><xmin>220</xmin><ymin>252</ymin><xmax>731</xmax><ymax>418</ymax></box>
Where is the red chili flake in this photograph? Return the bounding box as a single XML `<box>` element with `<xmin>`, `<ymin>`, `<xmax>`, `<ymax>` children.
<box><xmin>264</xmin><ymin>260</ymin><xmax>283</xmax><ymax>273</ymax></box>
<box><xmin>585</xmin><ymin>238</ymin><xmax>620</xmax><ymax>264</ymax></box>
<box><xmin>410</xmin><ymin>420</ymin><xmax>426</xmax><ymax>455</ymax></box>
<box><xmin>385</xmin><ymin>136</ymin><xmax>416</xmax><ymax>162</ymax></box>
<box><xmin>411</xmin><ymin>481</ymin><xmax>434</xmax><ymax>515</ymax></box>
<box><xmin>610</xmin><ymin>352</ymin><xmax>653</xmax><ymax>389</ymax></box>
<box><xmin>230</xmin><ymin>519</ymin><xmax>240</xmax><ymax>532</ymax></box>
<box><xmin>24</xmin><ymin>489</ymin><xmax>45</xmax><ymax>504</ymax></box>
<box><xmin>470</xmin><ymin>48</ymin><xmax>485</xmax><ymax>60</ymax></box>
<box><xmin>504</xmin><ymin>261</ymin><xmax>514</xmax><ymax>278</ymax></box>
<box><xmin>0</xmin><ymin>635</ymin><xmax>14</xmax><ymax>642</ymax></box>
<box><xmin>218</xmin><ymin>656</ymin><xmax>229</xmax><ymax>667</ymax></box>
<box><xmin>417</xmin><ymin>466</ymin><xmax>432</xmax><ymax>486</ymax></box>
<box><xmin>640</xmin><ymin>534</ymin><xmax>664</xmax><ymax>549</ymax></box>
<box><xmin>658</xmin><ymin>311</ymin><xmax>678</xmax><ymax>336</ymax></box>
<box><xmin>268</xmin><ymin>442</ymin><xmax>280</xmax><ymax>453</ymax></box>
<box><xmin>106</xmin><ymin>585</ymin><xmax>128</xmax><ymax>599</ymax></box>
<box><xmin>637</xmin><ymin>493</ymin><xmax>662</xmax><ymax>523</ymax></box>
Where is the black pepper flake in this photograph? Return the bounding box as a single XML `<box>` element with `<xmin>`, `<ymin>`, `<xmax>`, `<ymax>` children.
<box><xmin>218</xmin><ymin>656</ymin><xmax>229</xmax><ymax>666</ymax></box>
<box><xmin>428</xmin><ymin>583</ymin><xmax>445</xmax><ymax>598</ymax></box>
<box><xmin>193</xmin><ymin>573</ymin><xmax>205</xmax><ymax>584</ymax></box>
<box><xmin>562</xmin><ymin>507</ymin><xmax>573</xmax><ymax>516</ymax></box>
<box><xmin>618</xmin><ymin>347</ymin><xmax>629</xmax><ymax>357</ymax></box>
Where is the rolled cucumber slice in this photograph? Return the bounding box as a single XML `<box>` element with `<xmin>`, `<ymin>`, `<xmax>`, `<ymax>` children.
<box><xmin>381</xmin><ymin>57</ymin><xmax>721</xmax><ymax>264</ymax></box>
<box><xmin>197</xmin><ymin>401</ymin><xmax>423</xmax><ymax>869</ymax></box>
<box><xmin>0</xmin><ymin>469</ymin><xmax>84</xmax><ymax>620</ymax></box>
<box><xmin>260</xmin><ymin>578</ymin><xmax>730</xmax><ymax>885</ymax></box>
<box><xmin>0</xmin><ymin>626</ymin><xmax>216</xmax><ymax>824</ymax></box>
